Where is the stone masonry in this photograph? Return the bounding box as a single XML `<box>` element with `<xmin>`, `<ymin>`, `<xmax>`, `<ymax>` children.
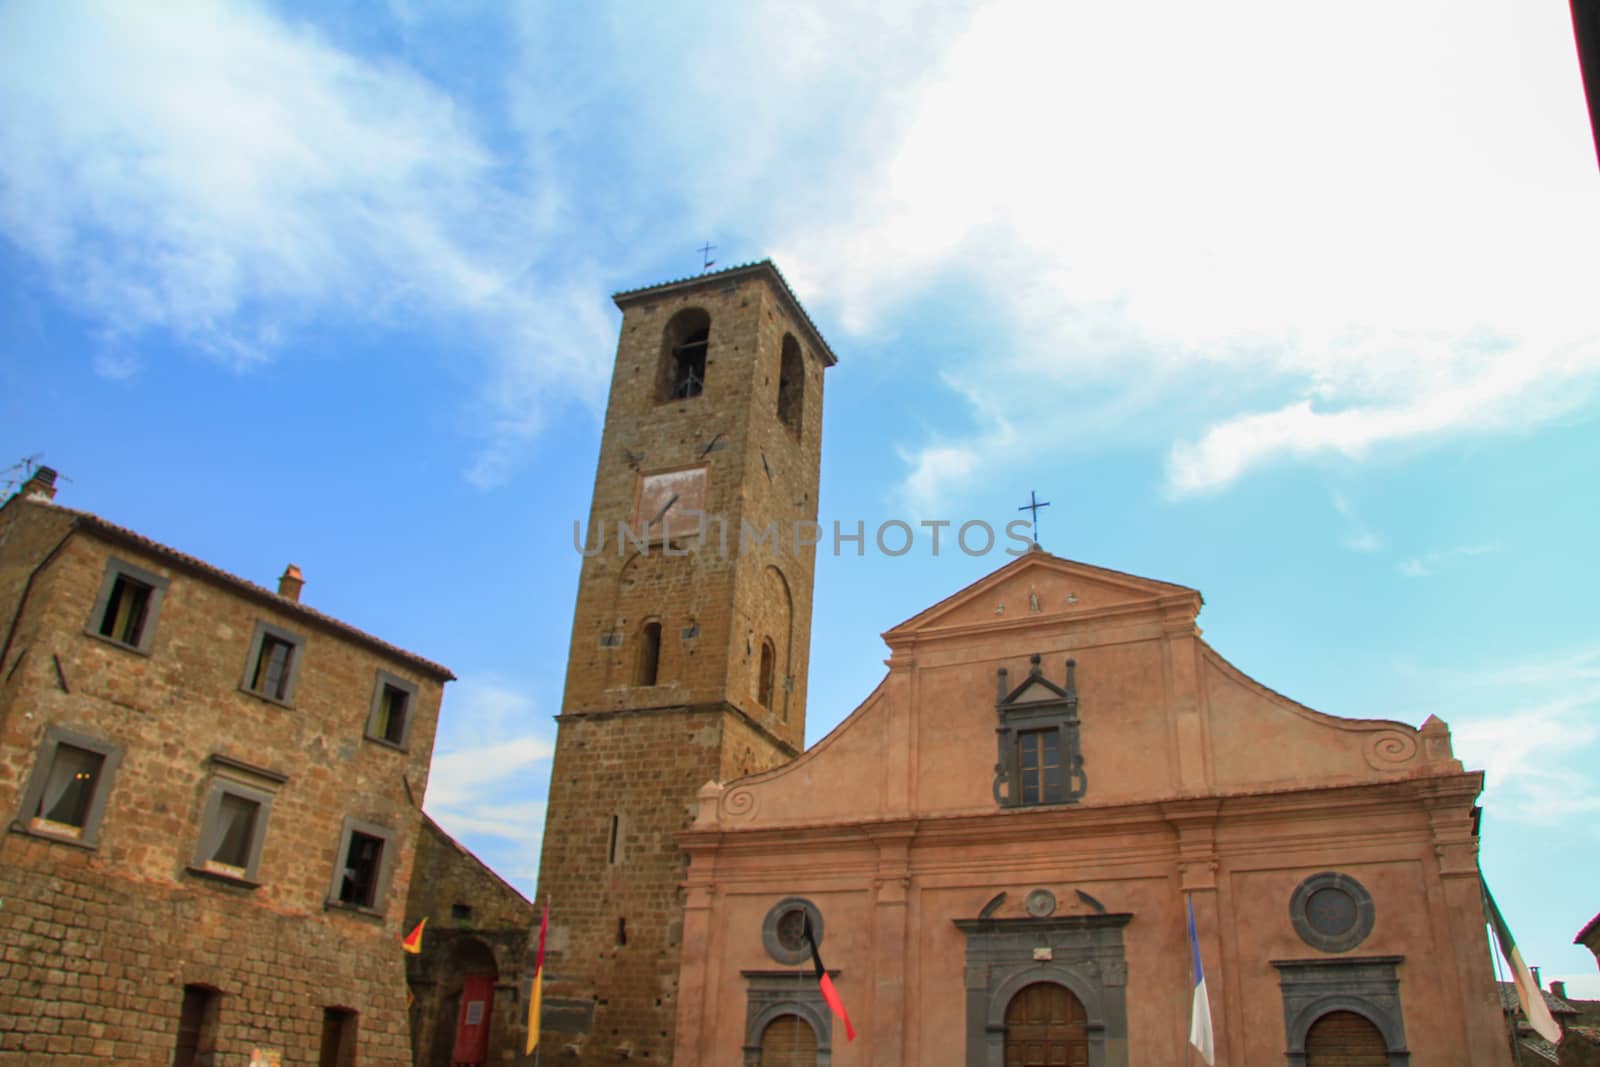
<box><xmin>535</xmin><ymin>262</ymin><xmax>836</xmax><ymax>1064</ymax></box>
<box><xmin>403</xmin><ymin>814</ymin><xmax>537</xmax><ymax>1066</ymax></box>
<box><xmin>0</xmin><ymin>479</ymin><xmax>452</xmax><ymax>1066</ymax></box>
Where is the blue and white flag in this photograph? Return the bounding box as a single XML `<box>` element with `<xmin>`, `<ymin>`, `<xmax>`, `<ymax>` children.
<box><xmin>1188</xmin><ymin>897</ymin><xmax>1215</xmax><ymax>1065</ymax></box>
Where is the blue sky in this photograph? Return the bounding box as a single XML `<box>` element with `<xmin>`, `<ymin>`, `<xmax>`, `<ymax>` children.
<box><xmin>4</xmin><ymin>0</ymin><xmax>1598</xmax><ymax>995</ymax></box>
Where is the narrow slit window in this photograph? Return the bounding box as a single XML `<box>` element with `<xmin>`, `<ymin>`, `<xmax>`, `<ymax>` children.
<box><xmin>757</xmin><ymin>639</ymin><xmax>775</xmax><ymax>709</ymax></box>
<box><xmin>607</xmin><ymin>814</ymin><xmax>620</xmax><ymax>865</ymax></box>
<box><xmin>636</xmin><ymin>622</ymin><xmax>661</xmax><ymax>686</ymax></box>
<box><xmin>777</xmin><ymin>334</ymin><xmax>804</xmax><ymax>437</ymax></box>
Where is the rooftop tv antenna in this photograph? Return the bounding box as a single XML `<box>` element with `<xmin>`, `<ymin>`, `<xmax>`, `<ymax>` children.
<box><xmin>698</xmin><ymin>242</ymin><xmax>717</xmax><ymax>271</ymax></box>
<box><xmin>0</xmin><ymin>453</ymin><xmax>48</xmax><ymax>497</ymax></box>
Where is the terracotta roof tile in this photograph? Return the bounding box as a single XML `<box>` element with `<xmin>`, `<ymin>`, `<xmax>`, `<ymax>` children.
<box><xmin>32</xmin><ymin>500</ymin><xmax>454</xmax><ymax>680</ymax></box>
<box><xmin>612</xmin><ymin>259</ymin><xmax>837</xmax><ymax>366</ymax></box>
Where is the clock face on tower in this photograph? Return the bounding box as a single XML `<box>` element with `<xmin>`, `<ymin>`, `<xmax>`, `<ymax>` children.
<box><xmin>632</xmin><ymin>467</ymin><xmax>708</xmax><ymax>542</ymax></box>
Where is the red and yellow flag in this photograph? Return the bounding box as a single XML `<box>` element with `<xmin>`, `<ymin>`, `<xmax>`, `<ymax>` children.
<box><xmin>525</xmin><ymin>902</ymin><xmax>549</xmax><ymax>1055</ymax></box>
<box><xmin>401</xmin><ymin>917</ymin><xmax>427</xmax><ymax>955</ymax></box>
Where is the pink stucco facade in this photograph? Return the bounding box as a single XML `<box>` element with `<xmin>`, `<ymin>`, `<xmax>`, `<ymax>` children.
<box><xmin>672</xmin><ymin>550</ymin><xmax>1505</xmax><ymax>1065</ymax></box>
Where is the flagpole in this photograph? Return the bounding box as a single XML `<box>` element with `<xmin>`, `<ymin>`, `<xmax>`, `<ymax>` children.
<box><xmin>1484</xmin><ymin>884</ymin><xmax>1524</xmax><ymax>1067</ymax></box>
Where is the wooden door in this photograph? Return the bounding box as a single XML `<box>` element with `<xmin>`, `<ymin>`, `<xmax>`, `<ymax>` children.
<box><xmin>758</xmin><ymin>1014</ymin><xmax>818</xmax><ymax>1067</ymax></box>
<box><xmin>450</xmin><ymin>974</ymin><xmax>495</xmax><ymax>1066</ymax></box>
<box><xmin>1004</xmin><ymin>982</ymin><xmax>1089</xmax><ymax>1067</ymax></box>
<box><xmin>1305</xmin><ymin>1010</ymin><xmax>1389</xmax><ymax>1066</ymax></box>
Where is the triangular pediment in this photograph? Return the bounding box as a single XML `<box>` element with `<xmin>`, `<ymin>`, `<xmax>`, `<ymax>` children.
<box><xmin>884</xmin><ymin>548</ymin><xmax>1201</xmax><ymax>640</ymax></box>
<box><xmin>1004</xmin><ymin>674</ymin><xmax>1068</xmax><ymax>703</ymax></box>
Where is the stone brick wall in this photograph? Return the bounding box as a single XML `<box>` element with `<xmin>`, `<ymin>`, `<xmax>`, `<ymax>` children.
<box><xmin>0</xmin><ymin>498</ymin><xmax>450</xmax><ymax>1065</ymax></box>
<box><xmin>404</xmin><ymin>815</ymin><xmax>536</xmax><ymax>1066</ymax></box>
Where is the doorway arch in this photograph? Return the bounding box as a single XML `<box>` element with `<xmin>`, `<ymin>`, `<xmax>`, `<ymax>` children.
<box><xmin>1004</xmin><ymin>982</ymin><xmax>1089</xmax><ymax>1067</ymax></box>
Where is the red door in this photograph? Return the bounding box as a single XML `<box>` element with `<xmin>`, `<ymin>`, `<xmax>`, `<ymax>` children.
<box><xmin>450</xmin><ymin>974</ymin><xmax>494</xmax><ymax>1066</ymax></box>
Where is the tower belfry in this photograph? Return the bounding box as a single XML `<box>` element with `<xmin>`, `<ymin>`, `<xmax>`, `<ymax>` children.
<box><xmin>535</xmin><ymin>260</ymin><xmax>836</xmax><ymax>1063</ymax></box>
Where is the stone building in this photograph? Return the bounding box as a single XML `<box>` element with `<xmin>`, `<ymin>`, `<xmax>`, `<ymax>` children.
<box><xmin>404</xmin><ymin>813</ymin><xmax>537</xmax><ymax>1066</ymax></box>
<box><xmin>537</xmin><ymin>260</ymin><xmax>1510</xmax><ymax>1065</ymax></box>
<box><xmin>0</xmin><ymin>468</ymin><xmax>452</xmax><ymax>1065</ymax></box>
<box><xmin>674</xmin><ymin>548</ymin><xmax>1508</xmax><ymax>1065</ymax></box>
<box><xmin>534</xmin><ymin>261</ymin><xmax>835</xmax><ymax>1063</ymax></box>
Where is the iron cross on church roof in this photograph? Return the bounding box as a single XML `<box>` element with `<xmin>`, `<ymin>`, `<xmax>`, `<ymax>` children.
<box><xmin>1019</xmin><ymin>490</ymin><xmax>1051</xmax><ymax>545</ymax></box>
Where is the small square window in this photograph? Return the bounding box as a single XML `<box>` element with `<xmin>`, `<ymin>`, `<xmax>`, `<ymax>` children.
<box><xmin>85</xmin><ymin>557</ymin><xmax>169</xmax><ymax>655</ymax></box>
<box><xmin>241</xmin><ymin>621</ymin><xmax>305</xmax><ymax>705</ymax></box>
<box><xmin>364</xmin><ymin>670</ymin><xmax>418</xmax><ymax>749</ymax></box>
<box><xmin>327</xmin><ymin>817</ymin><xmax>396</xmax><ymax>915</ymax></box>
<box><xmin>14</xmin><ymin>726</ymin><xmax>123</xmax><ymax>848</ymax></box>
<box><xmin>190</xmin><ymin>766</ymin><xmax>278</xmax><ymax>885</ymax></box>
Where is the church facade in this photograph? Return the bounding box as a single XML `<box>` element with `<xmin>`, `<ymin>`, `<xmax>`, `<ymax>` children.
<box><xmin>671</xmin><ymin>550</ymin><xmax>1505</xmax><ymax>1065</ymax></box>
<box><xmin>535</xmin><ymin>261</ymin><xmax>1506</xmax><ymax>1065</ymax></box>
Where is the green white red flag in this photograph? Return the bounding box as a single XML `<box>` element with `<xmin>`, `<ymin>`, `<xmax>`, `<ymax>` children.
<box><xmin>1483</xmin><ymin>876</ymin><xmax>1559</xmax><ymax>1043</ymax></box>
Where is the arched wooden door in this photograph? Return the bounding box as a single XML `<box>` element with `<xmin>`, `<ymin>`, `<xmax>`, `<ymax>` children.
<box><xmin>1004</xmin><ymin>982</ymin><xmax>1089</xmax><ymax>1067</ymax></box>
<box><xmin>758</xmin><ymin>1013</ymin><xmax>817</xmax><ymax>1067</ymax></box>
<box><xmin>1306</xmin><ymin>1010</ymin><xmax>1388</xmax><ymax>1066</ymax></box>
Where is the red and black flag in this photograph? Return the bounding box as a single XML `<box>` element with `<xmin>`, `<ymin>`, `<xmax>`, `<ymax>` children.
<box><xmin>803</xmin><ymin>913</ymin><xmax>855</xmax><ymax>1042</ymax></box>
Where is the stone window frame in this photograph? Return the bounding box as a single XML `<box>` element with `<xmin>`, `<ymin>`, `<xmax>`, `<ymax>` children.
<box><xmin>364</xmin><ymin>669</ymin><xmax>419</xmax><ymax>750</ymax></box>
<box><xmin>1271</xmin><ymin>955</ymin><xmax>1409</xmax><ymax>1066</ymax></box>
<box><xmin>954</xmin><ymin>912</ymin><xmax>1131</xmax><ymax>1067</ymax></box>
<box><xmin>326</xmin><ymin>816</ymin><xmax>399</xmax><ymax>917</ymax></box>
<box><xmin>11</xmin><ymin>724</ymin><xmax>124</xmax><ymax>849</ymax></box>
<box><xmin>992</xmin><ymin>655</ymin><xmax>1086</xmax><ymax>808</ymax></box>
<box><xmin>741</xmin><ymin>970</ymin><xmax>833</xmax><ymax>1067</ymax></box>
<box><xmin>240</xmin><ymin>620</ymin><xmax>306</xmax><ymax>707</ymax></box>
<box><xmin>84</xmin><ymin>556</ymin><xmax>170</xmax><ymax>656</ymax></box>
<box><xmin>1289</xmin><ymin>871</ymin><xmax>1376</xmax><ymax>953</ymax></box>
<box><xmin>762</xmin><ymin>897</ymin><xmax>824</xmax><ymax>966</ymax></box>
<box><xmin>187</xmin><ymin>755</ymin><xmax>286</xmax><ymax>886</ymax></box>
<box><xmin>658</xmin><ymin>307</ymin><xmax>711</xmax><ymax>403</ymax></box>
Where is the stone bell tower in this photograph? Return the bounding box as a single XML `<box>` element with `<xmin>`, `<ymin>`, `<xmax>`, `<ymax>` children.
<box><xmin>534</xmin><ymin>260</ymin><xmax>836</xmax><ymax>1063</ymax></box>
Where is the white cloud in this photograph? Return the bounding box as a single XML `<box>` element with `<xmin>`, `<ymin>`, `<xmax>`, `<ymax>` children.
<box><xmin>425</xmin><ymin>737</ymin><xmax>554</xmax><ymax>810</ymax></box>
<box><xmin>1398</xmin><ymin>542</ymin><xmax>1500</xmax><ymax>579</ymax></box>
<box><xmin>424</xmin><ymin>677</ymin><xmax>555</xmax><ymax>865</ymax></box>
<box><xmin>1332</xmin><ymin>493</ymin><xmax>1383</xmax><ymax>553</ymax></box>
<box><xmin>1446</xmin><ymin>647</ymin><xmax>1600</xmax><ymax>827</ymax></box>
<box><xmin>0</xmin><ymin>2</ymin><xmax>612</xmax><ymax>485</ymax></box>
<box><xmin>751</xmin><ymin>0</ymin><xmax>1600</xmax><ymax>500</ymax></box>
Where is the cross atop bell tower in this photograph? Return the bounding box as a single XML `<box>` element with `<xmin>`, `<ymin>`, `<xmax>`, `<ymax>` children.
<box><xmin>536</xmin><ymin>260</ymin><xmax>836</xmax><ymax>1064</ymax></box>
